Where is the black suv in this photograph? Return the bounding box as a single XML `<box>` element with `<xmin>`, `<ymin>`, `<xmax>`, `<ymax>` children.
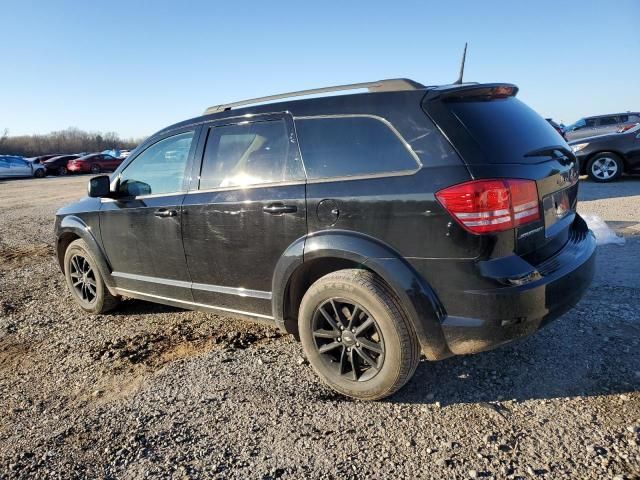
<box><xmin>55</xmin><ymin>79</ymin><xmax>596</xmax><ymax>400</ymax></box>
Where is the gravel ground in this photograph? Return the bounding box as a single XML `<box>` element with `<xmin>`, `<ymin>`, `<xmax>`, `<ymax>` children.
<box><xmin>0</xmin><ymin>174</ymin><xmax>638</xmax><ymax>479</ymax></box>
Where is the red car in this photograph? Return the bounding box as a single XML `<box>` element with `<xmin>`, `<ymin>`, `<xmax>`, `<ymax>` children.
<box><xmin>67</xmin><ymin>153</ymin><xmax>123</xmax><ymax>174</ymax></box>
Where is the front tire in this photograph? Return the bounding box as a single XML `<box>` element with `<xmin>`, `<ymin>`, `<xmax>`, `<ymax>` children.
<box><xmin>64</xmin><ymin>239</ymin><xmax>120</xmax><ymax>313</ymax></box>
<box><xmin>33</xmin><ymin>169</ymin><xmax>45</xmax><ymax>178</ymax></box>
<box><xmin>587</xmin><ymin>153</ymin><xmax>623</xmax><ymax>182</ymax></box>
<box><xmin>90</xmin><ymin>164</ymin><xmax>101</xmax><ymax>174</ymax></box>
<box><xmin>58</xmin><ymin>166</ymin><xmax>68</xmax><ymax>176</ymax></box>
<box><xmin>299</xmin><ymin>269</ymin><xmax>420</xmax><ymax>400</ymax></box>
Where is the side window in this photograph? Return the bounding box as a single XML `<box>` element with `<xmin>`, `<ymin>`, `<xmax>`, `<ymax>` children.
<box><xmin>598</xmin><ymin>116</ymin><xmax>618</xmax><ymax>126</ymax></box>
<box><xmin>119</xmin><ymin>131</ymin><xmax>194</xmax><ymax>196</ymax></box>
<box><xmin>619</xmin><ymin>115</ymin><xmax>629</xmax><ymax>123</ymax></box>
<box><xmin>294</xmin><ymin>116</ymin><xmax>419</xmax><ymax>180</ymax></box>
<box><xmin>585</xmin><ymin>118</ymin><xmax>597</xmax><ymax>127</ymax></box>
<box><xmin>9</xmin><ymin>158</ymin><xmax>28</xmax><ymax>167</ymax></box>
<box><xmin>199</xmin><ymin>119</ymin><xmax>303</xmax><ymax>190</ymax></box>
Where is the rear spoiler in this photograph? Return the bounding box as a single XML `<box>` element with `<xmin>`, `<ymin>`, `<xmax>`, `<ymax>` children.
<box><xmin>424</xmin><ymin>83</ymin><xmax>519</xmax><ymax>102</ymax></box>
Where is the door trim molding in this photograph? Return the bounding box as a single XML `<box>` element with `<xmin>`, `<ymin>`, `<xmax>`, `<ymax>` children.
<box><xmin>112</xmin><ymin>271</ymin><xmax>272</xmax><ymax>300</ymax></box>
<box><xmin>114</xmin><ymin>287</ymin><xmax>274</xmax><ymax>320</ymax></box>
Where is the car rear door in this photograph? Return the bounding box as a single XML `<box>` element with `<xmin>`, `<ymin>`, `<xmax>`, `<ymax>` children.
<box><xmin>103</xmin><ymin>155</ymin><xmax>120</xmax><ymax>171</ymax></box>
<box><xmin>99</xmin><ymin>127</ymin><xmax>200</xmax><ymax>301</ymax></box>
<box><xmin>595</xmin><ymin>116</ymin><xmax>620</xmax><ymax>136</ymax></box>
<box><xmin>181</xmin><ymin>113</ymin><xmax>306</xmax><ymax>317</ymax></box>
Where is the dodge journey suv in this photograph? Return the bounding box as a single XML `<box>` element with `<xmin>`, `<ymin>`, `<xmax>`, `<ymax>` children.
<box><xmin>55</xmin><ymin>79</ymin><xmax>596</xmax><ymax>400</ymax></box>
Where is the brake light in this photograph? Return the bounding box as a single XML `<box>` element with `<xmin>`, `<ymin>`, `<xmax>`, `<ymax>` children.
<box><xmin>436</xmin><ymin>179</ymin><xmax>540</xmax><ymax>234</ymax></box>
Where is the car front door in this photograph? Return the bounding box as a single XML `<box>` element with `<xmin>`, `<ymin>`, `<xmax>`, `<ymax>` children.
<box><xmin>0</xmin><ymin>158</ymin><xmax>11</xmax><ymax>177</ymax></box>
<box><xmin>181</xmin><ymin>114</ymin><xmax>307</xmax><ymax>317</ymax></box>
<box><xmin>99</xmin><ymin>127</ymin><xmax>200</xmax><ymax>301</ymax></box>
<box><xmin>9</xmin><ymin>158</ymin><xmax>31</xmax><ymax>177</ymax></box>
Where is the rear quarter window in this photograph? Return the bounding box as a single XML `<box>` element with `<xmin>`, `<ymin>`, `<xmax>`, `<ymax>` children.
<box><xmin>294</xmin><ymin>116</ymin><xmax>419</xmax><ymax>180</ymax></box>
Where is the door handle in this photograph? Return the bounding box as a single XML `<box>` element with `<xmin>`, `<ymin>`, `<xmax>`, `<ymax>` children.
<box><xmin>263</xmin><ymin>203</ymin><xmax>297</xmax><ymax>215</ymax></box>
<box><xmin>154</xmin><ymin>208</ymin><xmax>178</xmax><ymax>218</ymax></box>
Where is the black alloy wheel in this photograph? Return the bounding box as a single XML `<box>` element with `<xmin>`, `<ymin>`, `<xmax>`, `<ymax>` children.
<box><xmin>69</xmin><ymin>254</ymin><xmax>97</xmax><ymax>305</ymax></box>
<box><xmin>311</xmin><ymin>298</ymin><xmax>385</xmax><ymax>382</ymax></box>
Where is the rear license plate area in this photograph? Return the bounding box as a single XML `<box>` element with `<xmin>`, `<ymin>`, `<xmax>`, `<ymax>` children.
<box><xmin>542</xmin><ymin>184</ymin><xmax>578</xmax><ymax>237</ymax></box>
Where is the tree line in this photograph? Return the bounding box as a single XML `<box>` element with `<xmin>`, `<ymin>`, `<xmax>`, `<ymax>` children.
<box><xmin>0</xmin><ymin>127</ymin><xmax>144</xmax><ymax>157</ymax></box>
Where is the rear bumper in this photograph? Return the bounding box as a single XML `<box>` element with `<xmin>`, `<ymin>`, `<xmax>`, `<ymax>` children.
<box><xmin>441</xmin><ymin>222</ymin><xmax>596</xmax><ymax>355</ymax></box>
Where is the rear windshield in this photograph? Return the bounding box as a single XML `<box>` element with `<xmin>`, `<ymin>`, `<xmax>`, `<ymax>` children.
<box><xmin>447</xmin><ymin>97</ymin><xmax>564</xmax><ymax>163</ymax></box>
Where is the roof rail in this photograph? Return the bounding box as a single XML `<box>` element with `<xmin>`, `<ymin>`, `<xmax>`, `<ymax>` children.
<box><xmin>203</xmin><ymin>78</ymin><xmax>425</xmax><ymax>115</ymax></box>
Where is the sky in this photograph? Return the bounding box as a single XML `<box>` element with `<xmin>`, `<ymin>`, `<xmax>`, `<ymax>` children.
<box><xmin>1</xmin><ymin>0</ymin><xmax>639</xmax><ymax>139</ymax></box>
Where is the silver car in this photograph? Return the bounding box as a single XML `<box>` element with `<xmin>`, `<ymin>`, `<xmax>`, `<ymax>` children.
<box><xmin>0</xmin><ymin>156</ymin><xmax>46</xmax><ymax>178</ymax></box>
<box><xmin>565</xmin><ymin>112</ymin><xmax>640</xmax><ymax>141</ymax></box>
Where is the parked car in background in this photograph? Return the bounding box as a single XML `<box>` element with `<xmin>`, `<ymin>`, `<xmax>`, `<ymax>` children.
<box><xmin>28</xmin><ymin>154</ymin><xmax>63</xmax><ymax>165</ymax></box>
<box><xmin>0</xmin><ymin>155</ymin><xmax>46</xmax><ymax>178</ymax></box>
<box><xmin>119</xmin><ymin>150</ymin><xmax>131</xmax><ymax>158</ymax></box>
<box><xmin>565</xmin><ymin>112</ymin><xmax>640</xmax><ymax>141</ymax></box>
<box><xmin>617</xmin><ymin>123</ymin><xmax>640</xmax><ymax>133</ymax></box>
<box><xmin>44</xmin><ymin>154</ymin><xmax>81</xmax><ymax>176</ymax></box>
<box><xmin>55</xmin><ymin>78</ymin><xmax>596</xmax><ymax>400</ymax></box>
<box><xmin>67</xmin><ymin>153</ymin><xmax>124</xmax><ymax>174</ymax></box>
<box><xmin>570</xmin><ymin>123</ymin><xmax>640</xmax><ymax>182</ymax></box>
<box><xmin>545</xmin><ymin>118</ymin><xmax>566</xmax><ymax>139</ymax></box>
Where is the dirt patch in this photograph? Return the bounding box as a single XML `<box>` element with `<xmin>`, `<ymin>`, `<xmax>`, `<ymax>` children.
<box><xmin>91</xmin><ymin>323</ymin><xmax>281</xmax><ymax>369</ymax></box>
<box><xmin>0</xmin><ymin>244</ymin><xmax>54</xmax><ymax>269</ymax></box>
<box><xmin>0</xmin><ymin>338</ymin><xmax>35</xmax><ymax>375</ymax></box>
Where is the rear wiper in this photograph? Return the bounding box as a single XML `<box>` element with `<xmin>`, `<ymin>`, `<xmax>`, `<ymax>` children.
<box><xmin>524</xmin><ymin>145</ymin><xmax>573</xmax><ymax>158</ymax></box>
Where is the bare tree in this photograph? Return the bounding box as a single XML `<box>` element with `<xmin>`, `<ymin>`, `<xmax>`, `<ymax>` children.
<box><xmin>0</xmin><ymin>128</ymin><xmax>144</xmax><ymax>157</ymax></box>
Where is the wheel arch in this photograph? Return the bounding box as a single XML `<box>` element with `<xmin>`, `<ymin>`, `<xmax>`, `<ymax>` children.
<box><xmin>272</xmin><ymin>230</ymin><xmax>451</xmax><ymax>360</ymax></box>
<box><xmin>56</xmin><ymin>215</ymin><xmax>116</xmax><ymax>294</ymax></box>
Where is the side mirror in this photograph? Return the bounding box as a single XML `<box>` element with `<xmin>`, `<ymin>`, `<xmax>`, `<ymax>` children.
<box><xmin>88</xmin><ymin>175</ymin><xmax>111</xmax><ymax>197</ymax></box>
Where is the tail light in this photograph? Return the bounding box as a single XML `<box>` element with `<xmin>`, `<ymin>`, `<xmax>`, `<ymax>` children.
<box><xmin>436</xmin><ymin>179</ymin><xmax>540</xmax><ymax>234</ymax></box>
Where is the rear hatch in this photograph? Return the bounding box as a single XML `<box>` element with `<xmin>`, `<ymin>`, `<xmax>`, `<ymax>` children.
<box><xmin>423</xmin><ymin>84</ymin><xmax>580</xmax><ymax>262</ymax></box>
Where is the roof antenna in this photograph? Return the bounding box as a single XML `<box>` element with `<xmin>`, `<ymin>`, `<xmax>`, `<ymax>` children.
<box><xmin>454</xmin><ymin>42</ymin><xmax>468</xmax><ymax>84</ymax></box>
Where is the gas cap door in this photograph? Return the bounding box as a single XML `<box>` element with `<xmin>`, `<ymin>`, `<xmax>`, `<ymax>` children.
<box><xmin>316</xmin><ymin>199</ymin><xmax>339</xmax><ymax>226</ymax></box>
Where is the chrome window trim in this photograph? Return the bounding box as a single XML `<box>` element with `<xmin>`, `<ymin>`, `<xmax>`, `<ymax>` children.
<box><xmin>305</xmin><ymin>168</ymin><xmax>421</xmax><ymax>185</ymax></box>
<box><xmin>100</xmin><ymin>190</ymin><xmax>186</xmax><ymax>203</ymax></box>
<box><xmin>114</xmin><ymin>288</ymin><xmax>274</xmax><ymax>320</ymax></box>
<box><xmin>293</xmin><ymin>114</ymin><xmax>424</xmax><ymax>181</ymax></box>
<box><xmin>186</xmin><ymin>179</ymin><xmax>306</xmax><ymax>195</ymax></box>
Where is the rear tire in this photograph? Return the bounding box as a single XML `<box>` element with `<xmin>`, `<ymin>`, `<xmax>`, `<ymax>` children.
<box><xmin>298</xmin><ymin>269</ymin><xmax>420</xmax><ymax>400</ymax></box>
<box><xmin>587</xmin><ymin>153</ymin><xmax>623</xmax><ymax>183</ymax></box>
<box><xmin>34</xmin><ymin>169</ymin><xmax>45</xmax><ymax>178</ymax></box>
<box><xmin>90</xmin><ymin>164</ymin><xmax>101</xmax><ymax>174</ymax></box>
<box><xmin>64</xmin><ymin>239</ymin><xmax>120</xmax><ymax>314</ymax></box>
<box><xmin>58</xmin><ymin>166</ymin><xmax>68</xmax><ymax>176</ymax></box>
